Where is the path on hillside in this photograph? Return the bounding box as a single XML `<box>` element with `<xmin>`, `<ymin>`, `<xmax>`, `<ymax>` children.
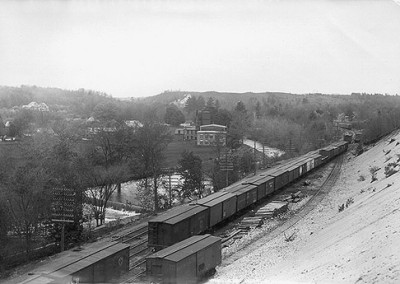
<box><xmin>242</xmin><ymin>139</ymin><xmax>284</xmax><ymax>157</ymax></box>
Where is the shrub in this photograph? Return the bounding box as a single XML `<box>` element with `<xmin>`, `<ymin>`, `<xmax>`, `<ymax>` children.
<box><xmin>284</xmin><ymin>231</ymin><xmax>296</xmax><ymax>242</ymax></box>
<box><xmin>345</xmin><ymin>197</ymin><xmax>354</xmax><ymax>208</ymax></box>
<box><xmin>358</xmin><ymin>175</ymin><xmax>365</xmax><ymax>181</ymax></box>
<box><xmin>384</xmin><ymin>163</ymin><xmax>398</xmax><ymax>178</ymax></box>
<box><xmin>369</xmin><ymin>166</ymin><xmax>380</xmax><ymax>182</ymax></box>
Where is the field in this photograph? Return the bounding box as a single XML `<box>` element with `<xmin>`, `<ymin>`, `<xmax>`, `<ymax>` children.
<box><xmin>163</xmin><ymin>138</ymin><xmax>219</xmax><ymax>170</ymax></box>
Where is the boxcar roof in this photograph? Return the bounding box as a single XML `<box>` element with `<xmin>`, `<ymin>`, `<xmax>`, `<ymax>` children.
<box><xmin>164</xmin><ymin>205</ymin><xmax>208</xmax><ymax>225</ymax></box>
<box><xmin>236</xmin><ymin>184</ymin><xmax>257</xmax><ymax>193</ymax></box>
<box><xmin>47</xmin><ymin>242</ymin><xmax>130</xmax><ymax>279</ymax></box>
<box><xmin>147</xmin><ymin>234</ymin><xmax>210</xmax><ymax>259</ymax></box>
<box><xmin>149</xmin><ymin>205</ymin><xmax>194</xmax><ymax>222</ymax></box>
<box><xmin>195</xmin><ymin>192</ymin><xmax>236</xmax><ymax>207</ymax></box>
<box><xmin>190</xmin><ymin>191</ymin><xmax>227</xmax><ymax>205</ymax></box>
<box><xmin>20</xmin><ymin>276</ymin><xmax>55</xmax><ymax>284</ymax></box>
<box><xmin>223</xmin><ymin>183</ymin><xmax>247</xmax><ymax>193</ymax></box>
<box><xmin>267</xmin><ymin>167</ymin><xmax>289</xmax><ymax>176</ymax></box>
<box><xmin>243</xmin><ymin>174</ymin><xmax>274</xmax><ymax>186</ymax></box>
<box><xmin>164</xmin><ymin>235</ymin><xmax>220</xmax><ymax>262</ymax></box>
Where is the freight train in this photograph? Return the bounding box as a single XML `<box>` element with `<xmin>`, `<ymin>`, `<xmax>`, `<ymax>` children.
<box><xmin>148</xmin><ymin>141</ymin><xmax>349</xmax><ymax>250</ymax></box>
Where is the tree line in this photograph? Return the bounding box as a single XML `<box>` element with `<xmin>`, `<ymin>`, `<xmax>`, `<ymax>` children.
<box><xmin>0</xmin><ymin>113</ymin><xmax>172</xmax><ymax>272</ymax></box>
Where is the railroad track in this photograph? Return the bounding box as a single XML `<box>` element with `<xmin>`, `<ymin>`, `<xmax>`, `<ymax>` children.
<box><xmin>113</xmin><ymin>223</ymin><xmax>150</xmax><ymax>283</ymax></box>
<box><xmin>221</xmin><ymin>154</ymin><xmax>344</xmax><ymax>249</ymax></box>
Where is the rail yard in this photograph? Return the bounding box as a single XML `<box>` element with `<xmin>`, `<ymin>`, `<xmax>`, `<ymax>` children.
<box><xmin>9</xmin><ymin>140</ymin><xmax>349</xmax><ymax>284</ymax></box>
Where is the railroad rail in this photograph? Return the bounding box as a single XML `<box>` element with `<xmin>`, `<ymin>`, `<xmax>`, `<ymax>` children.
<box><xmin>221</xmin><ymin>154</ymin><xmax>345</xmax><ymax>265</ymax></box>
<box><xmin>113</xmin><ymin>223</ymin><xmax>150</xmax><ymax>283</ymax></box>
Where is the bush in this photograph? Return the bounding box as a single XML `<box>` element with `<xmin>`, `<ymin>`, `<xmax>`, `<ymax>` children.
<box><xmin>384</xmin><ymin>163</ymin><xmax>398</xmax><ymax>178</ymax></box>
<box><xmin>369</xmin><ymin>166</ymin><xmax>380</xmax><ymax>182</ymax></box>
<box><xmin>345</xmin><ymin>197</ymin><xmax>354</xmax><ymax>208</ymax></box>
<box><xmin>358</xmin><ymin>175</ymin><xmax>365</xmax><ymax>181</ymax></box>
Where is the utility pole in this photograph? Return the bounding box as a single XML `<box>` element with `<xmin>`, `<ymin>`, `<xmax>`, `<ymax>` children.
<box><xmin>220</xmin><ymin>149</ymin><xmax>233</xmax><ymax>187</ymax></box>
<box><xmin>254</xmin><ymin>139</ymin><xmax>257</xmax><ymax>175</ymax></box>
<box><xmin>52</xmin><ymin>187</ymin><xmax>75</xmax><ymax>252</ymax></box>
<box><xmin>168</xmin><ymin>172</ymin><xmax>172</xmax><ymax>207</ymax></box>
<box><xmin>162</xmin><ymin>167</ymin><xmax>175</xmax><ymax>208</ymax></box>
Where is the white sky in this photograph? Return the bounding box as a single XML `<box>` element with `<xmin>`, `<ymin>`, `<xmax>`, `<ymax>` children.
<box><xmin>0</xmin><ymin>0</ymin><xmax>400</xmax><ymax>98</ymax></box>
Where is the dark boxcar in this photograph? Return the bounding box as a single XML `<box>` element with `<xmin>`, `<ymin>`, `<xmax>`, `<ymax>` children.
<box><xmin>223</xmin><ymin>183</ymin><xmax>248</xmax><ymax>211</ymax></box>
<box><xmin>332</xmin><ymin>145</ymin><xmax>340</xmax><ymax>157</ymax></box>
<box><xmin>313</xmin><ymin>153</ymin><xmax>323</xmax><ymax>167</ymax></box>
<box><xmin>148</xmin><ymin>205</ymin><xmax>209</xmax><ymax>249</ymax></box>
<box><xmin>146</xmin><ymin>234</ymin><xmax>221</xmax><ymax>284</ymax></box>
<box><xmin>236</xmin><ymin>184</ymin><xmax>258</xmax><ymax>208</ymax></box>
<box><xmin>252</xmin><ymin>172</ymin><xmax>275</xmax><ymax>197</ymax></box>
<box><xmin>288</xmin><ymin>162</ymin><xmax>301</xmax><ymax>180</ymax></box>
<box><xmin>192</xmin><ymin>192</ymin><xmax>236</xmax><ymax>227</ymax></box>
<box><xmin>319</xmin><ymin>146</ymin><xmax>334</xmax><ymax>161</ymax></box>
<box><xmin>267</xmin><ymin>168</ymin><xmax>289</xmax><ymax>190</ymax></box>
<box><xmin>148</xmin><ymin>206</ymin><xmax>193</xmax><ymax>249</ymax></box>
<box><xmin>243</xmin><ymin>174</ymin><xmax>266</xmax><ymax>201</ymax></box>
<box><xmin>263</xmin><ymin>175</ymin><xmax>275</xmax><ymax>196</ymax></box>
<box><xmin>44</xmin><ymin>242</ymin><xmax>130</xmax><ymax>284</ymax></box>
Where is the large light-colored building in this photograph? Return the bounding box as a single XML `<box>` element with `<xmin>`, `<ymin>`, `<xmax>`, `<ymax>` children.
<box><xmin>197</xmin><ymin>124</ymin><xmax>227</xmax><ymax>146</ymax></box>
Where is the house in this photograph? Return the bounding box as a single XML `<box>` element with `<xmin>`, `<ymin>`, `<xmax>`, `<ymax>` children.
<box><xmin>184</xmin><ymin>126</ymin><xmax>197</xmax><ymax>141</ymax></box>
<box><xmin>174</xmin><ymin>122</ymin><xmax>197</xmax><ymax>140</ymax></box>
<box><xmin>197</xmin><ymin>124</ymin><xmax>227</xmax><ymax>146</ymax></box>
<box><xmin>125</xmin><ymin>120</ymin><xmax>143</xmax><ymax>129</ymax></box>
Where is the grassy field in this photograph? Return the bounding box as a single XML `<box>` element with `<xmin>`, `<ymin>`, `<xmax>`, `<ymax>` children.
<box><xmin>163</xmin><ymin>139</ymin><xmax>219</xmax><ymax>170</ymax></box>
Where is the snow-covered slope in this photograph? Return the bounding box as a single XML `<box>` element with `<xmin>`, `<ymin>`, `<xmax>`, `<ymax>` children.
<box><xmin>211</xmin><ymin>131</ymin><xmax>400</xmax><ymax>283</ymax></box>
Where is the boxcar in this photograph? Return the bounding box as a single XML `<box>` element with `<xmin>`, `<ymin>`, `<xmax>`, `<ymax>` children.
<box><xmin>146</xmin><ymin>234</ymin><xmax>221</xmax><ymax>284</ymax></box>
<box><xmin>237</xmin><ymin>184</ymin><xmax>258</xmax><ymax>207</ymax></box>
<box><xmin>223</xmin><ymin>183</ymin><xmax>247</xmax><ymax>211</ymax></box>
<box><xmin>21</xmin><ymin>242</ymin><xmax>130</xmax><ymax>284</ymax></box>
<box><xmin>191</xmin><ymin>191</ymin><xmax>236</xmax><ymax>227</ymax></box>
<box><xmin>243</xmin><ymin>174</ymin><xmax>275</xmax><ymax>201</ymax></box>
<box><xmin>319</xmin><ymin>146</ymin><xmax>334</xmax><ymax>161</ymax></box>
<box><xmin>267</xmin><ymin>168</ymin><xmax>289</xmax><ymax>190</ymax></box>
<box><xmin>312</xmin><ymin>153</ymin><xmax>323</xmax><ymax>167</ymax></box>
<box><xmin>148</xmin><ymin>205</ymin><xmax>210</xmax><ymax>249</ymax></box>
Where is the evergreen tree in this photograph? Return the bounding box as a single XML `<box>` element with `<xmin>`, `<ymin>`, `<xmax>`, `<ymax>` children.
<box><xmin>164</xmin><ymin>105</ymin><xmax>185</xmax><ymax>126</ymax></box>
<box><xmin>178</xmin><ymin>151</ymin><xmax>204</xmax><ymax>200</ymax></box>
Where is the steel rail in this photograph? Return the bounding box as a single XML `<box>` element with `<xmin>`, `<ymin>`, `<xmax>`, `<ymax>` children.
<box><xmin>222</xmin><ymin>154</ymin><xmax>345</xmax><ymax>266</ymax></box>
<box><xmin>129</xmin><ymin>246</ymin><xmax>149</xmax><ymax>259</ymax></box>
<box><xmin>129</xmin><ymin>239</ymin><xmax>148</xmax><ymax>251</ymax></box>
<box><xmin>122</xmin><ymin>230</ymin><xmax>148</xmax><ymax>244</ymax></box>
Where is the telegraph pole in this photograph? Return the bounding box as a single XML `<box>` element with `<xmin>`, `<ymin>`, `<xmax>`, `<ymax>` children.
<box><xmin>254</xmin><ymin>139</ymin><xmax>257</xmax><ymax>175</ymax></box>
<box><xmin>220</xmin><ymin>149</ymin><xmax>233</xmax><ymax>187</ymax></box>
<box><xmin>52</xmin><ymin>187</ymin><xmax>75</xmax><ymax>252</ymax></box>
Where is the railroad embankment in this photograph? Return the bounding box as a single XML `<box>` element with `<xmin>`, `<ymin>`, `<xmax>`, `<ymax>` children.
<box><xmin>211</xmin><ymin>132</ymin><xmax>400</xmax><ymax>283</ymax></box>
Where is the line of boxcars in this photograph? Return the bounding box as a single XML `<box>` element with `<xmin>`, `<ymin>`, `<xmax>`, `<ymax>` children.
<box><xmin>148</xmin><ymin>141</ymin><xmax>349</xmax><ymax>250</ymax></box>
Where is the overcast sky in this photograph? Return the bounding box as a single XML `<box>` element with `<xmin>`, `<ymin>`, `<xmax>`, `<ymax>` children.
<box><xmin>1</xmin><ymin>0</ymin><xmax>400</xmax><ymax>98</ymax></box>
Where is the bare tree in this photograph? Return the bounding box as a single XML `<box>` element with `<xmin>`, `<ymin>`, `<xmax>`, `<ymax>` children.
<box><xmin>134</xmin><ymin>120</ymin><xmax>172</xmax><ymax>212</ymax></box>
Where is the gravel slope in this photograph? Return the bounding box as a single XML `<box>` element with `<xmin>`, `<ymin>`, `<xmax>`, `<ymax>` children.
<box><xmin>210</xmin><ymin>132</ymin><xmax>400</xmax><ymax>283</ymax></box>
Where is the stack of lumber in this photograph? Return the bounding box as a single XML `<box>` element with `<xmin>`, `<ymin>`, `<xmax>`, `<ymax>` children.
<box><xmin>238</xmin><ymin>201</ymin><xmax>289</xmax><ymax>231</ymax></box>
<box><xmin>256</xmin><ymin>201</ymin><xmax>289</xmax><ymax>217</ymax></box>
<box><xmin>281</xmin><ymin>191</ymin><xmax>304</xmax><ymax>203</ymax></box>
<box><xmin>238</xmin><ymin>217</ymin><xmax>264</xmax><ymax>230</ymax></box>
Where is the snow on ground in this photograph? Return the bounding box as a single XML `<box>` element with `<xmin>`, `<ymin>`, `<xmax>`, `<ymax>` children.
<box><xmin>211</xmin><ymin>132</ymin><xmax>400</xmax><ymax>283</ymax></box>
<box><xmin>103</xmin><ymin>207</ymin><xmax>140</xmax><ymax>222</ymax></box>
<box><xmin>243</xmin><ymin>139</ymin><xmax>285</xmax><ymax>157</ymax></box>
<box><xmin>83</xmin><ymin>204</ymin><xmax>140</xmax><ymax>228</ymax></box>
